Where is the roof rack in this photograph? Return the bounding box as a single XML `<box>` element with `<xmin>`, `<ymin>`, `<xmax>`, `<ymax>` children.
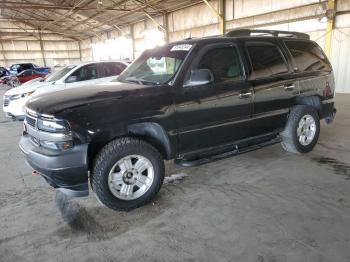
<box><xmin>225</xmin><ymin>29</ymin><xmax>310</xmax><ymax>40</ymax></box>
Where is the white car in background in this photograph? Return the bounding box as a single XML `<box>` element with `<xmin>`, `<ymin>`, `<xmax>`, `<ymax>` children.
<box><xmin>2</xmin><ymin>61</ymin><xmax>129</xmax><ymax>120</ymax></box>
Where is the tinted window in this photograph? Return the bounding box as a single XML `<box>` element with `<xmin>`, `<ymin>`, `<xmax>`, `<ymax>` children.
<box><xmin>70</xmin><ymin>64</ymin><xmax>98</xmax><ymax>82</ymax></box>
<box><xmin>10</xmin><ymin>65</ymin><xmax>18</xmax><ymax>70</ymax></box>
<box><xmin>285</xmin><ymin>40</ymin><xmax>331</xmax><ymax>72</ymax></box>
<box><xmin>21</xmin><ymin>64</ymin><xmax>32</xmax><ymax>70</ymax></box>
<box><xmin>196</xmin><ymin>46</ymin><xmax>243</xmax><ymax>82</ymax></box>
<box><xmin>247</xmin><ymin>43</ymin><xmax>288</xmax><ymax>79</ymax></box>
<box><xmin>99</xmin><ymin>62</ymin><xmax>127</xmax><ymax>77</ymax></box>
<box><xmin>0</xmin><ymin>67</ymin><xmax>7</xmax><ymax>77</ymax></box>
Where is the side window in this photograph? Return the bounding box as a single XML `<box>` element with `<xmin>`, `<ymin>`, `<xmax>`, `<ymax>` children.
<box><xmin>284</xmin><ymin>40</ymin><xmax>331</xmax><ymax>72</ymax></box>
<box><xmin>99</xmin><ymin>63</ymin><xmax>126</xmax><ymax>77</ymax></box>
<box><xmin>70</xmin><ymin>64</ymin><xmax>98</xmax><ymax>82</ymax></box>
<box><xmin>246</xmin><ymin>43</ymin><xmax>288</xmax><ymax>79</ymax></box>
<box><xmin>17</xmin><ymin>65</ymin><xmax>23</xmax><ymax>73</ymax></box>
<box><xmin>22</xmin><ymin>64</ymin><xmax>32</xmax><ymax>70</ymax></box>
<box><xmin>195</xmin><ymin>46</ymin><xmax>243</xmax><ymax>82</ymax></box>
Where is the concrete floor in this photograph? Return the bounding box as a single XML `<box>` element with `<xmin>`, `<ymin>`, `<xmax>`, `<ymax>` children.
<box><xmin>1</xmin><ymin>86</ymin><xmax>350</xmax><ymax>262</ymax></box>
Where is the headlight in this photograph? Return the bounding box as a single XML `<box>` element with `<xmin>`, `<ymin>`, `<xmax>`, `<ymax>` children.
<box><xmin>40</xmin><ymin>140</ymin><xmax>73</xmax><ymax>150</ymax></box>
<box><xmin>10</xmin><ymin>91</ymin><xmax>34</xmax><ymax>100</ymax></box>
<box><xmin>37</xmin><ymin>119</ymin><xmax>70</xmax><ymax>133</ymax></box>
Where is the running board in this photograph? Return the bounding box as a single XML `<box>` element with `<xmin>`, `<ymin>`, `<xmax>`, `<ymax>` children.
<box><xmin>175</xmin><ymin>137</ymin><xmax>281</xmax><ymax>167</ymax></box>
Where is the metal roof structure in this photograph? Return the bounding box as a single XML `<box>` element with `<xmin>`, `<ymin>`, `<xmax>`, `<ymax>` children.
<box><xmin>0</xmin><ymin>0</ymin><xmax>203</xmax><ymax>40</ymax></box>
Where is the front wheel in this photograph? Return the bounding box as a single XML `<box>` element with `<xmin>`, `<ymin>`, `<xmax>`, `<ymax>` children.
<box><xmin>281</xmin><ymin>105</ymin><xmax>320</xmax><ymax>154</ymax></box>
<box><xmin>91</xmin><ymin>137</ymin><xmax>165</xmax><ymax>211</ymax></box>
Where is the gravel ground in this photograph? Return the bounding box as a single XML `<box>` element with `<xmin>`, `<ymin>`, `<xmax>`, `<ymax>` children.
<box><xmin>0</xmin><ymin>86</ymin><xmax>350</xmax><ymax>262</ymax></box>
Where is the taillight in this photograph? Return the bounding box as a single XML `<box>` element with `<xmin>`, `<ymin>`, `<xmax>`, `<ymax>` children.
<box><xmin>323</xmin><ymin>82</ymin><xmax>333</xmax><ymax>98</ymax></box>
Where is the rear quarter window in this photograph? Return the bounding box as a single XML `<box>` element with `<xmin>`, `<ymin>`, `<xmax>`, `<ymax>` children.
<box><xmin>284</xmin><ymin>40</ymin><xmax>331</xmax><ymax>72</ymax></box>
<box><xmin>246</xmin><ymin>42</ymin><xmax>289</xmax><ymax>79</ymax></box>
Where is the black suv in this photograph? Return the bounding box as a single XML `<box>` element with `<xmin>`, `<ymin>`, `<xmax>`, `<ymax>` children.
<box><xmin>20</xmin><ymin>29</ymin><xmax>336</xmax><ymax>211</ymax></box>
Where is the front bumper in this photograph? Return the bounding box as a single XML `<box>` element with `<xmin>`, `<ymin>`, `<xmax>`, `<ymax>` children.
<box><xmin>3</xmin><ymin>96</ymin><xmax>28</xmax><ymax>120</ymax></box>
<box><xmin>19</xmin><ymin>135</ymin><xmax>89</xmax><ymax>197</ymax></box>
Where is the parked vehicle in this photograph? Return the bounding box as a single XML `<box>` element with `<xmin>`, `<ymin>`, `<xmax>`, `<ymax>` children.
<box><xmin>0</xmin><ymin>69</ymin><xmax>49</xmax><ymax>88</ymax></box>
<box><xmin>0</xmin><ymin>66</ymin><xmax>10</xmax><ymax>78</ymax></box>
<box><xmin>16</xmin><ymin>69</ymin><xmax>48</xmax><ymax>84</ymax></box>
<box><xmin>3</xmin><ymin>61</ymin><xmax>128</xmax><ymax>120</ymax></box>
<box><xmin>0</xmin><ymin>76</ymin><xmax>18</xmax><ymax>87</ymax></box>
<box><xmin>20</xmin><ymin>29</ymin><xmax>336</xmax><ymax>211</ymax></box>
<box><xmin>8</xmin><ymin>63</ymin><xmax>51</xmax><ymax>75</ymax></box>
<box><xmin>0</xmin><ymin>67</ymin><xmax>11</xmax><ymax>85</ymax></box>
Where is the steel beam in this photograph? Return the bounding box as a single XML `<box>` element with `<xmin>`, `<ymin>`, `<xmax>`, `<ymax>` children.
<box><xmin>78</xmin><ymin>41</ymin><xmax>82</xmax><ymax>61</ymax></box>
<box><xmin>324</xmin><ymin>0</ymin><xmax>336</xmax><ymax>56</ymax></box>
<box><xmin>163</xmin><ymin>13</ymin><xmax>169</xmax><ymax>43</ymax></box>
<box><xmin>38</xmin><ymin>28</ymin><xmax>46</xmax><ymax>66</ymax></box>
<box><xmin>130</xmin><ymin>24</ymin><xmax>136</xmax><ymax>60</ymax></box>
<box><xmin>203</xmin><ymin>0</ymin><xmax>225</xmax><ymax>35</ymax></box>
<box><xmin>144</xmin><ymin>12</ymin><xmax>166</xmax><ymax>32</ymax></box>
<box><xmin>0</xmin><ymin>1</ymin><xmax>134</xmax><ymax>11</ymax></box>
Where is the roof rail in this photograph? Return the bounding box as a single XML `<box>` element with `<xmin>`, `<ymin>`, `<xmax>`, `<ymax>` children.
<box><xmin>225</xmin><ymin>29</ymin><xmax>310</xmax><ymax>40</ymax></box>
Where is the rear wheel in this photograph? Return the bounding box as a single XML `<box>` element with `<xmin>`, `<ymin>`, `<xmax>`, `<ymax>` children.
<box><xmin>91</xmin><ymin>137</ymin><xmax>164</xmax><ymax>211</ymax></box>
<box><xmin>281</xmin><ymin>105</ymin><xmax>320</xmax><ymax>153</ymax></box>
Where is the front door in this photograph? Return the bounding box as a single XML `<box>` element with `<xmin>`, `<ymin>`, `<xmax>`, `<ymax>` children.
<box><xmin>65</xmin><ymin>63</ymin><xmax>99</xmax><ymax>89</ymax></box>
<box><xmin>175</xmin><ymin>43</ymin><xmax>253</xmax><ymax>154</ymax></box>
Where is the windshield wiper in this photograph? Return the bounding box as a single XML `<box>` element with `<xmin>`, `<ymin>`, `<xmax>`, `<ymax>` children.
<box><xmin>124</xmin><ymin>77</ymin><xmax>143</xmax><ymax>85</ymax></box>
<box><xmin>139</xmin><ymin>79</ymin><xmax>161</xmax><ymax>85</ymax></box>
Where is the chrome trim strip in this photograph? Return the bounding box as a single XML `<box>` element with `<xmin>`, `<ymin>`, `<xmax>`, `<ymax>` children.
<box><xmin>25</xmin><ymin>107</ymin><xmax>58</xmax><ymax>120</ymax></box>
<box><xmin>25</xmin><ymin>122</ymin><xmax>72</xmax><ymax>142</ymax></box>
<box><xmin>178</xmin><ymin>108</ymin><xmax>289</xmax><ymax>135</ymax></box>
<box><xmin>26</xmin><ymin>107</ymin><xmax>38</xmax><ymax>117</ymax></box>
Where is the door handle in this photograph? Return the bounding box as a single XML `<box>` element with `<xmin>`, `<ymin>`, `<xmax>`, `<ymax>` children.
<box><xmin>238</xmin><ymin>92</ymin><xmax>252</xmax><ymax>99</ymax></box>
<box><xmin>284</xmin><ymin>84</ymin><xmax>295</xmax><ymax>91</ymax></box>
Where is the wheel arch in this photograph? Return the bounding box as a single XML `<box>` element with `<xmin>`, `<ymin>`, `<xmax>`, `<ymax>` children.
<box><xmin>87</xmin><ymin>122</ymin><xmax>172</xmax><ymax>170</ymax></box>
<box><xmin>294</xmin><ymin>95</ymin><xmax>322</xmax><ymax>116</ymax></box>
<box><xmin>127</xmin><ymin>122</ymin><xmax>172</xmax><ymax>160</ymax></box>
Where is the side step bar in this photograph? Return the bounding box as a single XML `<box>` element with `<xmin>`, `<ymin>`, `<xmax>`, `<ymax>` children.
<box><xmin>175</xmin><ymin>136</ymin><xmax>281</xmax><ymax>167</ymax></box>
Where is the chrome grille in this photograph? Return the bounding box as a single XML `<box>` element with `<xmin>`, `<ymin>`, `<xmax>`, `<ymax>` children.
<box><xmin>3</xmin><ymin>99</ymin><xmax>9</xmax><ymax>107</ymax></box>
<box><xmin>25</xmin><ymin>115</ymin><xmax>36</xmax><ymax>128</ymax></box>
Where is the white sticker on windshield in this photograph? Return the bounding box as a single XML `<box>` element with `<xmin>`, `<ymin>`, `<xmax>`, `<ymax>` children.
<box><xmin>170</xmin><ymin>44</ymin><xmax>192</xmax><ymax>52</ymax></box>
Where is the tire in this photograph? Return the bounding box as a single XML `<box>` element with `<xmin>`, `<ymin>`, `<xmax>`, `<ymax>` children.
<box><xmin>91</xmin><ymin>137</ymin><xmax>165</xmax><ymax>211</ymax></box>
<box><xmin>281</xmin><ymin>105</ymin><xmax>320</xmax><ymax>154</ymax></box>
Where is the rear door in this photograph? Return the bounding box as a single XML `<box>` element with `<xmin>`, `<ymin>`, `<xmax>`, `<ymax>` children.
<box><xmin>18</xmin><ymin>70</ymin><xmax>33</xmax><ymax>83</ymax></box>
<box><xmin>244</xmin><ymin>40</ymin><xmax>298</xmax><ymax>135</ymax></box>
<box><xmin>176</xmin><ymin>43</ymin><xmax>254</xmax><ymax>153</ymax></box>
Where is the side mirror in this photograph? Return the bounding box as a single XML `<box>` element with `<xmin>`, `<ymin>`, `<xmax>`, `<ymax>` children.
<box><xmin>184</xmin><ymin>69</ymin><xmax>214</xmax><ymax>87</ymax></box>
<box><xmin>65</xmin><ymin>75</ymin><xmax>78</xmax><ymax>83</ymax></box>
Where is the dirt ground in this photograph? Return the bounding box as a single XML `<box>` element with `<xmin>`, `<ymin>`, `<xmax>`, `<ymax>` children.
<box><xmin>1</xmin><ymin>86</ymin><xmax>350</xmax><ymax>262</ymax></box>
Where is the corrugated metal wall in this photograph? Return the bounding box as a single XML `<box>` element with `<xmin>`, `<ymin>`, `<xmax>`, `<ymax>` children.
<box><xmin>0</xmin><ymin>26</ymin><xmax>81</xmax><ymax>68</ymax></box>
<box><xmin>330</xmin><ymin>28</ymin><xmax>350</xmax><ymax>94</ymax></box>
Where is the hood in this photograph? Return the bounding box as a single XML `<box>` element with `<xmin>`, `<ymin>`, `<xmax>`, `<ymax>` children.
<box><xmin>21</xmin><ymin>77</ymin><xmax>43</xmax><ymax>86</ymax></box>
<box><xmin>26</xmin><ymin>81</ymin><xmax>149</xmax><ymax>115</ymax></box>
<box><xmin>5</xmin><ymin>81</ymin><xmax>54</xmax><ymax>96</ymax></box>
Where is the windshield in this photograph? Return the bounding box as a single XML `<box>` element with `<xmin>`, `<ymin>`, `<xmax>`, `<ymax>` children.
<box><xmin>44</xmin><ymin>65</ymin><xmax>76</xmax><ymax>82</ymax></box>
<box><xmin>117</xmin><ymin>44</ymin><xmax>193</xmax><ymax>85</ymax></box>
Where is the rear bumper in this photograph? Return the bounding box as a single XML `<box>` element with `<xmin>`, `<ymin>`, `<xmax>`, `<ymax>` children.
<box><xmin>19</xmin><ymin>135</ymin><xmax>89</xmax><ymax>197</ymax></box>
<box><xmin>320</xmin><ymin>100</ymin><xmax>336</xmax><ymax>121</ymax></box>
